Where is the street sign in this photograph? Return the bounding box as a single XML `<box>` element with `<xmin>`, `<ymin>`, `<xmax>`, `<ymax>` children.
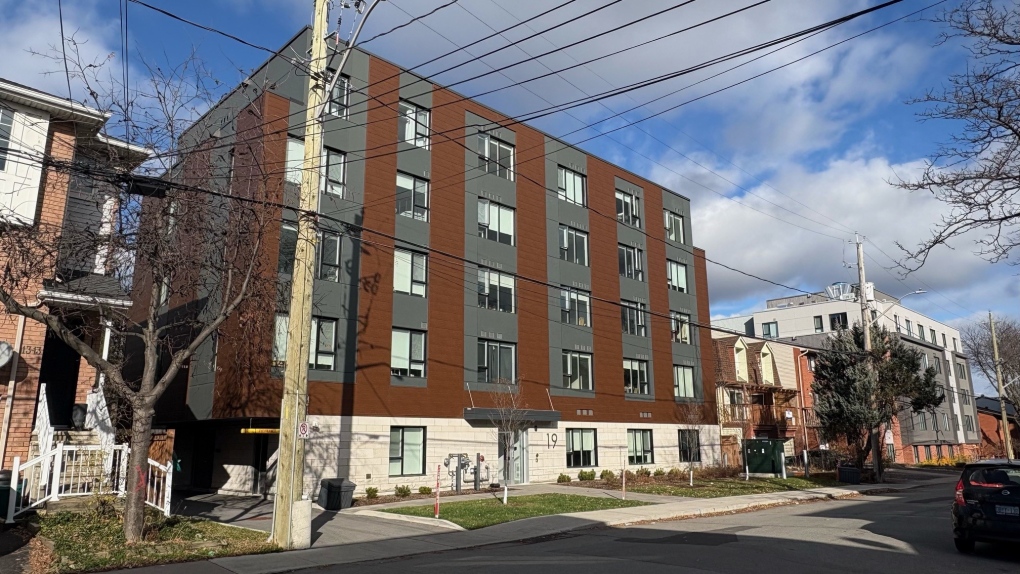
<box><xmin>297</xmin><ymin>421</ymin><xmax>311</xmax><ymax>439</ymax></box>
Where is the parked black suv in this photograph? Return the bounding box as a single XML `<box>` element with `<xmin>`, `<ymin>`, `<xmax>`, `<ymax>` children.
<box><xmin>952</xmin><ymin>460</ymin><xmax>1020</xmax><ymax>553</ymax></box>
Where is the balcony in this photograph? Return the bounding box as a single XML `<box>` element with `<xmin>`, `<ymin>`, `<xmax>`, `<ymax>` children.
<box><xmin>719</xmin><ymin>404</ymin><xmax>800</xmax><ymax>429</ymax></box>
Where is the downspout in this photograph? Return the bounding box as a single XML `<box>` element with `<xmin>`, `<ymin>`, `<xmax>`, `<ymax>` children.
<box><xmin>0</xmin><ymin>316</ymin><xmax>28</xmax><ymax>467</ymax></box>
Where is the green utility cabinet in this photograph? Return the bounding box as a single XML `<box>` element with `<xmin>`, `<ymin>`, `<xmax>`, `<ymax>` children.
<box><xmin>744</xmin><ymin>439</ymin><xmax>785</xmax><ymax>476</ymax></box>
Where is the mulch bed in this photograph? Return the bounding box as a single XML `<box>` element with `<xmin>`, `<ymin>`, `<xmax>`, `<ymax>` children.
<box><xmin>351</xmin><ymin>486</ymin><xmax>504</xmax><ymax>507</ymax></box>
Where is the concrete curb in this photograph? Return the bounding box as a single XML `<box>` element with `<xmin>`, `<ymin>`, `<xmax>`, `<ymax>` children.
<box><xmin>350</xmin><ymin>509</ymin><xmax>465</xmax><ymax>531</ymax></box>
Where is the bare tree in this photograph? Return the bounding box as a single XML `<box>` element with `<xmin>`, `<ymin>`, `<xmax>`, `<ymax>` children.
<box><xmin>675</xmin><ymin>401</ymin><xmax>707</xmax><ymax>486</ymax></box>
<box><xmin>1</xmin><ymin>39</ymin><xmax>277</xmax><ymax>542</ymax></box>
<box><xmin>897</xmin><ymin>1</ymin><xmax>1020</xmax><ymax>268</ymax></box>
<box><xmin>963</xmin><ymin>316</ymin><xmax>1020</xmax><ymax>405</ymax></box>
<box><xmin>487</xmin><ymin>379</ymin><xmax>529</xmax><ymax>505</ymax></box>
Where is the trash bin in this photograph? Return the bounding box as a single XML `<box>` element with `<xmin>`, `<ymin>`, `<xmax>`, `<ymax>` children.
<box><xmin>0</xmin><ymin>470</ymin><xmax>11</xmax><ymax>519</ymax></box>
<box><xmin>837</xmin><ymin>465</ymin><xmax>861</xmax><ymax>485</ymax></box>
<box><xmin>317</xmin><ymin>478</ymin><xmax>356</xmax><ymax>511</ymax></box>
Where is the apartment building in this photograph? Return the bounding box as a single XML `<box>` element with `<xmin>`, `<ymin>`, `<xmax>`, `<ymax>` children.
<box><xmin>149</xmin><ymin>28</ymin><xmax>718</xmax><ymax>497</ymax></box>
<box><xmin>0</xmin><ymin>78</ymin><xmax>145</xmax><ymax>469</ymax></box>
<box><xmin>714</xmin><ymin>282</ymin><xmax>981</xmax><ymax>463</ymax></box>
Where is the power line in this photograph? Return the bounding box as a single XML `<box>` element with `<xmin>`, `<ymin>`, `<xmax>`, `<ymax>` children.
<box><xmin>358</xmin><ymin>0</ymin><xmax>460</xmax><ymax>45</ymax></box>
<box><xmin>57</xmin><ymin>0</ymin><xmax>73</xmax><ymax>102</ymax></box>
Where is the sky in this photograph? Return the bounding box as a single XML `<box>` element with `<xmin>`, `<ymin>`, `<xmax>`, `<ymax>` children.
<box><xmin>0</xmin><ymin>0</ymin><xmax>1015</xmax><ymax>394</ymax></box>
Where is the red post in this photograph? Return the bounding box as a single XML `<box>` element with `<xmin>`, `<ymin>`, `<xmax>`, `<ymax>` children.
<box><xmin>434</xmin><ymin>464</ymin><xmax>440</xmax><ymax>518</ymax></box>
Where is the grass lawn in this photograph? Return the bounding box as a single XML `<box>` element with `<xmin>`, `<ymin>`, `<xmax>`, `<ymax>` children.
<box><xmin>382</xmin><ymin>493</ymin><xmax>650</xmax><ymax>530</ymax></box>
<box><xmin>628</xmin><ymin>476</ymin><xmax>844</xmax><ymax>498</ymax></box>
<box><xmin>33</xmin><ymin>506</ymin><xmax>276</xmax><ymax>573</ymax></box>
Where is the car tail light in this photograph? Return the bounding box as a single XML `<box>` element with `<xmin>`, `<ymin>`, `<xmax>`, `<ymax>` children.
<box><xmin>955</xmin><ymin>479</ymin><xmax>965</xmax><ymax>506</ymax></box>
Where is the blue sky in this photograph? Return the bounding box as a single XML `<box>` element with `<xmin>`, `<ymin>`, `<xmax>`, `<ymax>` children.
<box><xmin>1</xmin><ymin>0</ymin><xmax>1014</xmax><ymax>393</ymax></box>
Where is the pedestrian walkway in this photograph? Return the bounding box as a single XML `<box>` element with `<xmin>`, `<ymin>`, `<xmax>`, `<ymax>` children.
<box><xmin>106</xmin><ymin>473</ymin><xmax>955</xmax><ymax>574</ymax></box>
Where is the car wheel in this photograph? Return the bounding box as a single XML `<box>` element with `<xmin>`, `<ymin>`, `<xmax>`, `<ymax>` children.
<box><xmin>954</xmin><ymin>538</ymin><xmax>975</xmax><ymax>554</ymax></box>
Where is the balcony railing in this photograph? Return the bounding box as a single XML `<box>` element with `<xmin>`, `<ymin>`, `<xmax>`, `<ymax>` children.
<box><xmin>719</xmin><ymin>404</ymin><xmax>800</xmax><ymax>428</ymax></box>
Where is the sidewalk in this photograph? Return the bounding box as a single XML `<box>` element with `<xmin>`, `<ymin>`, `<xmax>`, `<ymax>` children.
<box><xmin>109</xmin><ymin>474</ymin><xmax>954</xmax><ymax>574</ymax></box>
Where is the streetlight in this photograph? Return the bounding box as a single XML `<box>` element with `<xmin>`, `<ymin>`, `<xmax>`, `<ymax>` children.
<box><xmin>867</xmin><ymin>289</ymin><xmax>926</xmax><ymax>328</ymax></box>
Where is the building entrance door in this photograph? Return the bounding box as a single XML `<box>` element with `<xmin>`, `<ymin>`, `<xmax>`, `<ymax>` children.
<box><xmin>498</xmin><ymin>430</ymin><xmax>528</xmax><ymax>485</ymax></box>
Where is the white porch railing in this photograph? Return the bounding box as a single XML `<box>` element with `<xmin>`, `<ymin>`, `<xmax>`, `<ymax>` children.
<box><xmin>5</xmin><ymin>443</ymin><xmax>169</xmax><ymax>524</ymax></box>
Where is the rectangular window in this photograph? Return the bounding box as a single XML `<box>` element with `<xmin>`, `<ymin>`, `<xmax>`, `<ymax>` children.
<box><xmin>964</xmin><ymin>415</ymin><xmax>975</xmax><ymax>432</ymax></box>
<box><xmin>310</xmin><ymin>317</ymin><xmax>337</xmax><ymax>370</ymax></box>
<box><xmin>762</xmin><ymin>322</ymin><xmax>779</xmax><ymax>339</ymax></box>
<box><xmin>316</xmin><ymin>230</ymin><xmax>341</xmax><ymax>282</ymax></box>
<box><xmin>391</xmin><ymin>329</ymin><xmax>426</xmax><ymax>377</ymax></box>
<box><xmin>477</xmin><ymin>268</ymin><xmax>515</xmax><ymax>313</ymax></box>
<box><xmin>618</xmin><ymin>244</ymin><xmax>644</xmax><ymax>281</ymax></box>
<box><xmin>477</xmin><ymin>132</ymin><xmax>514</xmax><ymax>180</ymax></box>
<box><xmin>918</xmin><ymin>324</ymin><xmax>926</xmax><ymax>341</ymax></box>
<box><xmin>477</xmin><ymin>199</ymin><xmax>515</xmax><ymax>245</ymax></box>
<box><xmin>931</xmin><ymin>413</ymin><xmax>939</xmax><ymax>431</ymax></box>
<box><xmin>917</xmin><ymin>413</ymin><xmax>927</xmax><ymax>431</ymax></box>
<box><xmin>670</xmin><ymin>311</ymin><xmax>691</xmax><ymax>344</ymax></box>
<box><xmin>627</xmin><ymin>429</ymin><xmax>654</xmax><ymax>465</ymax></box>
<box><xmin>886</xmin><ymin>443</ymin><xmax>895</xmax><ymax>461</ymax></box>
<box><xmin>930</xmin><ymin>328</ymin><xmax>937</xmax><ymax>344</ymax></box>
<box><xmin>673</xmin><ymin>365</ymin><xmax>695</xmax><ymax>399</ymax></box>
<box><xmin>941</xmin><ymin>333</ymin><xmax>947</xmax><ymax>347</ymax></box>
<box><xmin>615</xmin><ymin>190</ymin><xmax>641</xmax><ymax>227</ymax></box>
<box><xmin>327</xmin><ymin>72</ymin><xmax>350</xmax><ymax>118</ymax></box>
<box><xmin>894</xmin><ymin>315</ymin><xmax>900</xmax><ymax>333</ymax></box>
<box><xmin>389</xmin><ymin>427</ymin><xmax>425</xmax><ymax>476</ymax></box>
<box><xmin>565</xmin><ymin>429</ymin><xmax>597</xmax><ymax>468</ymax></box>
<box><xmin>561</xmin><ymin>350</ymin><xmax>593</xmax><ymax>390</ymax></box>
<box><xmin>829</xmin><ymin>312</ymin><xmax>848</xmax><ymax>331</ymax></box>
<box><xmin>477</xmin><ymin>340</ymin><xmax>516</xmax><ymax>384</ymax></box>
<box><xmin>936</xmin><ymin>445</ymin><xmax>943</xmax><ymax>458</ymax></box>
<box><xmin>322</xmin><ymin>148</ymin><xmax>347</xmax><ymax>197</ymax></box>
<box><xmin>664</xmin><ymin>210</ymin><xmax>684</xmax><ymax>243</ymax></box>
<box><xmin>922</xmin><ymin>354</ymin><xmax>929</xmax><ymax>369</ymax></box>
<box><xmin>948</xmin><ymin>385</ymin><xmax>955</xmax><ymax>402</ymax></box>
<box><xmin>954</xmin><ymin>416</ymin><xmax>960</xmax><ymax>430</ymax></box>
<box><xmin>393</xmin><ymin>249</ymin><xmax>427</xmax><ymax>297</ymax></box>
<box><xmin>961</xmin><ymin>390</ymin><xmax>971</xmax><ymax>405</ymax></box>
<box><xmin>678</xmin><ymin>429</ymin><xmax>701</xmax><ymax>463</ymax></box>
<box><xmin>814</xmin><ymin>316</ymin><xmax>824</xmax><ymax>333</ymax></box>
<box><xmin>560</xmin><ymin>287</ymin><xmax>591</xmax><ymax>327</ymax></box>
<box><xmin>398</xmin><ymin>100</ymin><xmax>430</xmax><ymax>149</ymax></box>
<box><xmin>0</xmin><ymin>108</ymin><xmax>13</xmax><ymax>171</ymax></box>
<box><xmin>285</xmin><ymin>138</ymin><xmax>304</xmax><ymax>186</ymax></box>
<box><xmin>942</xmin><ymin>413</ymin><xmax>950</xmax><ymax>432</ymax></box>
<box><xmin>278</xmin><ymin>222</ymin><xmax>298</xmax><ymax>275</ymax></box>
<box><xmin>948</xmin><ymin>444</ymin><xmax>955</xmax><ymax>457</ymax></box>
<box><xmin>396</xmin><ymin>172</ymin><xmax>429</xmax><ymax>221</ymax></box>
<box><xmin>932</xmin><ymin>356</ymin><xmax>941</xmax><ymax>374</ymax></box>
<box><xmin>905</xmin><ymin>319</ymin><xmax>913</xmax><ymax>334</ymax></box>
<box><xmin>272</xmin><ymin>313</ymin><xmax>288</xmax><ymax>367</ymax></box>
<box><xmin>667</xmin><ymin>260</ymin><xmax>688</xmax><ymax>293</ymax></box>
<box><xmin>557</xmin><ymin>166</ymin><xmax>587</xmax><ymax>206</ymax></box>
<box><xmin>913</xmin><ymin>446</ymin><xmax>919</xmax><ymax>462</ymax></box>
<box><xmin>559</xmin><ymin>225</ymin><xmax>589</xmax><ymax>266</ymax></box>
<box><xmin>623</xmin><ymin>359</ymin><xmax>649</xmax><ymax>395</ymax></box>
<box><xmin>925</xmin><ymin>445</ymin><xmax>932</xmax><ymax>460</ymax></box>
<box><xmin>621</xmin><ymin>300</ymin><xmax>647</xmax><ymax>337</ymax></box>
<box><xmin>953</xmin><ymin>337</ymin><xmax>958</xmax><ymax>351</ymax></box>
<box><xmin>957</xmin><ymin>364</ymin><xmax>967</xmax><ymax>380</ymax></box>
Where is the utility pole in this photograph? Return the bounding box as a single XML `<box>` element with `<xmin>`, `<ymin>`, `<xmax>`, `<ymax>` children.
<box><xmin>271</xmin><ymin>0</ymin><xmax>329</xmax><ymax>550</ymax></box>
<box><xmin>856</xmin><ymin>234</ymin><xmax>883</xmax><ymax>481</ymax></box>
<box><xmin>990</xmin><ymin>313</ymin><xmax>1014</xmax><ymax>461</ymax></box>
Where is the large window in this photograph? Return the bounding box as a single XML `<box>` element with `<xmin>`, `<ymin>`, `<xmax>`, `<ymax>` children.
<box><xmin>389</xmin><ymin>427</ymin><xmax>425</xmax><ymax>476</ymax></box>
<box><xmin>315</xmin><ymin>230</ymin><xmax>342</xmax><ymax>282</ymax></box>
<box><xmin>918</xmin><ymin>324</ymin><xmax>926</xmax><ymax>341</ymax></box>
<box><xmin>964</xmin><ymin>415</ymin><xmax>975</xmax><ymax>432</ymax></box>
<box><xmin>621</xmin><ymin>300</ymin><xmax>647</xmax><ymax>336</ymax></box>
<box><xmin>762</xmin><ymin>322</ymin><xmax>779</xmax><ymax>339</ymax></box>
<box><xmin>322</xmin><ymin>148</ymin><xmax>347</xmax><ymax>197</ymax></box>
<box><xmin>477</xmin><ymin>269</ymin><xmax>515</xmax><ymax>313</ymax></box>
<box><xmin>671</xmin><ymin>311</ymin><xmax>691</xmax><ymax>344</ymax></box>
<box><xmin>477</xmin><ymin>199</ymin><xmax>515</xmax><ymax>245</ymax></box>
<box><xmin>623</xmin><ymin>359</ymin><xmax>649</xmax><ymax>395</ymax></box>
<box><xmin>477</xmin><ymin>132</ymin><xmax>514</xmax><ymax>180</ymax></box>
<box><xmin>285</xmin><ymin>138</ymin><xmax>304</xmax><ymax>187</ymax></box>
<box><xmin>562</xmin><ymin>350</ymin><xmax>593</xmax><ymax>390</ymax></box>
<box><xmin>933</xmin><ymin>356</ymin><xmax>942</xmax><ymax>374</ymax></box>
<box><xmin>829</xmin><ymin>312</ymin><xmax>848</xmax><ymax>331</ymax></box>
<box><xmin>566</xmin><ymin>429</ymin><xmax>597</xmax><ymax>468</ymax></box>
<box><xmin>391</xmin><ymin>329</ymin><xmax>426</xmax><ymax>377</ymax></box>
<box><xmin>930</xmin><ymin>328</ymin><xmax>937</xmax><ymax>344</ymax></box>
<box><xmin>396</xmin><ymin>172</ymin><xmax>429</xmax><ymax>221</ymax></box>
<box><xmin>557</xmin><ymin>166</ymin><xmax>587</xmax><ymax>205</ymax></box>
<box><xmin>0</xmin><ymin>108</ymin><xmax>13</xmax><ymax>171</ymax></box>
<box><xmin>664</xmin><ymin>210</ymin><xmax>684</xmax><ymax>243</ymax></box>
<box><xmin>957</xmin><ymin>364</ymin><xmax>967</xmax><ymax>380</ymax></box>
<box><xmin>627</xmin><ymin>429</ymin><xmax>654</xmax><ymax>465</ymax></box>
<box><xmin>905</xmin><ymin>319</ymin><xmax>913</xmax><ymax>334</ymax></box>
<box><xmin>394</xmin><ymin>249</ymin><xmax>427</xmax><ymax>296</ymax></box>
<box><xmin>326</xmin><ymin>71</ymin><xmax>350</xmax><ymax>118</ymax></box>
<box><xmin>272</xmin><ymin>313</ymin><xmax>288</xmax><ymax>367</ymax></box>
<box><xmin>667</xmin><ymin>260</ymin><xmax>688</xmax><ymax>292</ymax></box>
<box><xmin>478</xmin><ymin>340</ymin><xmax>516</xmax><ymax>384</ymax></box>
<box><xmin>559</xmin><ymin>225</ymin><xmax>589</xmax><ymax>266</ymax></box>
<box><xmin>310</xmin><ymin>317</ymin><xmax>337</xmax><ymax>370</ymax></box>
<box><xmin>814</xmin><ymin>316</ymin><xmax>824</xmax><ymax>333</ymax></box>
<box><xmin>398</xmin><ymin>100</ymin><xmax>430</xmax><ymax>149</ymax></box>
<box><xmin>615</xmin><ymin>190</ymin><xmax>641</xmax><ymax>227</ymax></box>
<box><xmin>678</xmin><ymin>429</ymin><xmax>701</xmax><ymax>463</ymax></box>
<box><xmin>560</xmin><ymin>287</ymin><xmax>591</xmax><ymax>327</ymax></box>
<box><xmin>618</xmin><ymin>244</ymin><xmax>644</xmax><ymax>281</ymax></box>
<box><xmin>278</xmin><ymin>222</ymin><xmax>298</xmax><ymax>275</ymax></box>
<box><xmin>674</xmin><ymin>365</ymin><xmax>695</xmax><ymax>399</ymax></box>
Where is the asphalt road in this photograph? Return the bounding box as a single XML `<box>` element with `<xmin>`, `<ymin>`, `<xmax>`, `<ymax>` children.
<box><xmin>320</xmin><ymin>484</ymin><xmax>1020</xmax><ymax>574</ymax></box>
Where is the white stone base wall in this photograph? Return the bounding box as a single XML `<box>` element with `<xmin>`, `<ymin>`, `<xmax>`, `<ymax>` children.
<box><xmin>295</xmin><ymin>416</ymin><xmax>722</xmax><ymax>497</ymax></box>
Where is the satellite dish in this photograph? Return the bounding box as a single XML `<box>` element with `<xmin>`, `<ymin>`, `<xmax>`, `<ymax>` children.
<box><xmin>0</xmin><ymin>342</ymin><xmax>13</xmax><ymax>369</ymax></box>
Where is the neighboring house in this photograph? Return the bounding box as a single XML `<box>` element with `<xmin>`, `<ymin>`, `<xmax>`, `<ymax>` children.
<box><xmin>974</xmin><ymin>396</ymin><xmax>1019</xmax><ymax>459</ymax></box>
<box><xmin>714</xmin><ymin>282</ymin><xmax>982</xmax><ymax>463</ymax></box>
<box><xmin>140</xmin><ymin>28</ymin><xmax>718</xmax><ymax>498</ymax></box>
<box><xmin>0</xmin><ymin>78</ymin><xmax>146</xmax><ymax>469</ymax></box>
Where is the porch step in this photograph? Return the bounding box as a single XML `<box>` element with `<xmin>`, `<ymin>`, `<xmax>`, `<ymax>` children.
<box><xmin>52</xmin><ymin>429</ymin><xmax>101</xmax><ymax>446</ymax></box>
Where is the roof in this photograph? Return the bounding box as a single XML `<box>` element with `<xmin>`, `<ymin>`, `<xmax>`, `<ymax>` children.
<box><xmin>39</xmin><ymin>273</ymin><xmax>131</xmax><ymax>308</ymax></box>
<box><xmin>0</xmin><ymin>77</ymin><xmax>108</xmax><ymax>130</ymax></box>
<box><xmin>975</xmin><ymin>395</ymin><xmax>1018</xmax><ymax>419</ymax></box>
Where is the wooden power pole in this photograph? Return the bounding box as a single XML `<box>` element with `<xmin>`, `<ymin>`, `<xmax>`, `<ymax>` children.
<box><xmin>990</xmin><ymin>313</ymin><xmax>1014</xmax><ymax>461</ymax></box>
<box><xmin>856</xmin><ymin>234</ymin><xmax>883</xmax><ymax>481</ymax></box>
